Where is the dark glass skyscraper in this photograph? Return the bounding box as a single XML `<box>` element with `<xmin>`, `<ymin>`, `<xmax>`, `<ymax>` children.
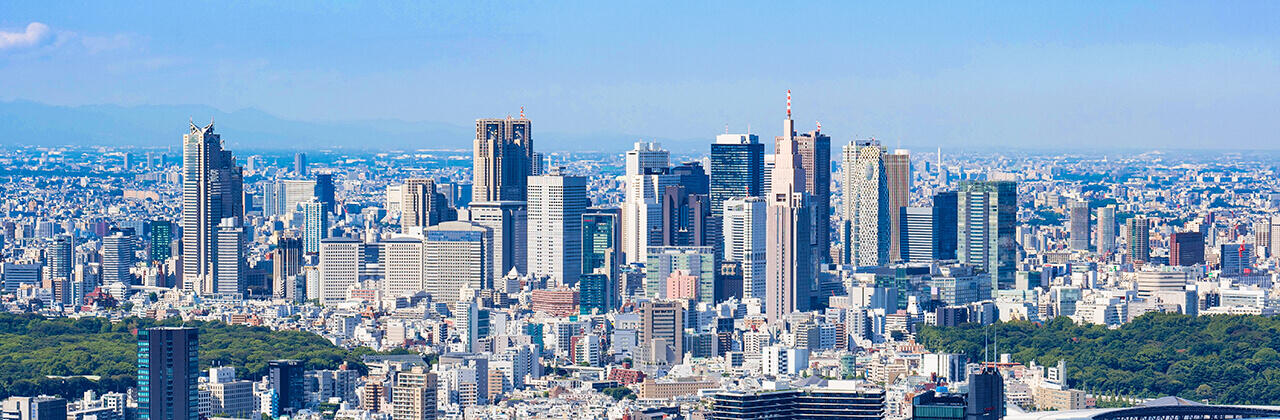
<box><xmin>315</xmin><ymin>172</ymin><xmax>336</xmax><ymax>214</ymax></box>
<box><xmin>149</xmin><ymin>219</ymin><xmax>173</xmax><ymax>263</ymax></box>
<box><xmin>269</xmin><ymin>359</ymin><xmax>306</xmax><ymax>414</ymax></box>
<box><xmin>138</xmin><ymin>327</ymin><xmax>199</xmax><ymax>420</ymax></box>
<box><xmin>582</xmin><ymin>208</ymin><xmax>621</xmax><ymax>308</ymax></box>
<box><xmin>710</xmin><ymin>133</ymin><xmax>763</xmax><ymax>260</ymax></box>
<box><xmin>958</xmin><ymin>181</ymin><xmax>1016</xmax><ymax>294</ymax></box>
<box><xmin>932</xmin><ymin>191</ymin><xmax>958</xmax><ymax>260</ymax></box>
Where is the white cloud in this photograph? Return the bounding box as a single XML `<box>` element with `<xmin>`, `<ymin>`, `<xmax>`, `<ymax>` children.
<box><xmin>0</xmin><ymin>22</ymin><xmax>52</xmax><ymax>50</ymax></box>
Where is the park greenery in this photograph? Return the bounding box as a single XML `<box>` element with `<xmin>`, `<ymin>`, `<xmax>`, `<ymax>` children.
<box><xmin>0</xmin><ymin>313</ymin><xmax>377</xmax><ymax>400</ymax></box>
<box><xmin>917</xmin><ymin>313</ymin><xmax>1280</xmax><ymax>405</ymax></box>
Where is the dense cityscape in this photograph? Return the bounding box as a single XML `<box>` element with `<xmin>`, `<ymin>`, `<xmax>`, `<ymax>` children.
<box><xmin>4</xmin><ymin>3</ymin><xmax>1280</xmax><ymax>420</ymax></box>
<box><xmin>4</xmin><ymin>100</ymin><xmax>1280</xmax><ymax>420</ymax></box>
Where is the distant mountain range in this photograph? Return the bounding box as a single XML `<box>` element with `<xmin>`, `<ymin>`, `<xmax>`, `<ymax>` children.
<box><xmin>0</xmin><ymin>101</ymin><xmax>705</xmax><ymax>153</ymax></box>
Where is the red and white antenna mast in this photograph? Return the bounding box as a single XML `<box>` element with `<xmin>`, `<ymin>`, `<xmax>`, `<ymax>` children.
<box><xmin>786</xmin><ymin>89</ymin><xmax>792</xmax><ymax>118</ymax></box>
<box><xmin>520</xmin><ymin>106</ymin><xmax>525</xmax><ymax>119</ymax></box>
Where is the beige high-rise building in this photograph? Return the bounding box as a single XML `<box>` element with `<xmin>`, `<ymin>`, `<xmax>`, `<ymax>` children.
<box><xmin>401</xmin><ymin>178</ymin><xmax>439</xmax><ymax>232</ymax></box>
<box><xmin>766</xmin><ymin>94</ymin><xmax>814</xmax><ymax>321</ymax></box>
<box><xmin>622</xmin><ymin>141</ymin><xmax>674</xmax><ymax>264</ymax></box>
<box><xmin>424</xmin><ymin>221</ymin><xmax>492</xmax><ymax>303</ymax></box>
<box><xmin>638</xmin><ymin>300</ymin><xmax>683</xmax><ymax>364</ymax></box>
<box><xmin>473</xmin><ymin>117</ymin><xmax>534</xmax><ymax>203</ymax></box>
<box><xmin>391</xmin><ymin>366</ymin><xmax>437</xmax><ymax>420</ymax></box>
<box><xmin>466</xmin><ymin>201</ymin><xmax>527</xmax><ymax>280</ymax></box>
<box><xmin>381</xmin><ymin>237</ymin><xmax>425</xmax><ymax>300</ymax></box>
<box><xmin>319</xmin><ymin>237</ymin><xmax>361</xmax><ymax>305</ymax></box>
<box><xmin>527</xmin><ymin>170</ymin><xmax>588</xmax><ymax>286</ymax></box>
<box><xmin>885</xmin><ymin>150</ymin><xmax>910</xmax><ymax>262</ymax></box>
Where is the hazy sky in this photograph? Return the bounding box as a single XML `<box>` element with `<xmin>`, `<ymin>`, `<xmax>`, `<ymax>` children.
<box><xmin>2</xmin><ymin>1</ymin><xmax>1278</xmax><ymax>150</ymax></box>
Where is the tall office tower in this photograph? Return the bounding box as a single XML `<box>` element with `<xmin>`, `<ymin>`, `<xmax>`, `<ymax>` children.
<box><xmin>391</xmin><ymin>366</ymin><xmax>437</xmax><ymax>420</ymax></box>
<box><xmin>670</xmin><ymin>161</ymin><xmax>710</xmax><ymax>195</ymax></box>
<box><xmin>1255</xmin><ymin>221</ymin><xmax>1273</xmax><ymax>258</ymax></box>
<box><xmin>123</xmin><ymin>152</ymin><xmax>132</xmax><ymax>171</ymax></box>
<box><xmin>454</xmin><ymin>296</ymin><xmax>481</xmax><ymax>352</ymax></box>
<box><xmin>1125</xmin><ymin>216</ymin><xmax>1151</xmax><ymax>264</ymax></box>
<box><xmin>182</xmin><ymin>121</ymin><xmax>244</xmax><ymax>294</ymax></box>
<box><xmin>401</xmin><ymin>178</ymin><xmax>440</xmax><ymax>232</ymax></box>
<box><xmin>1221</xmin><ymin>244</ymin><xmax>1254</xmax><ymax>276</ymax></box>
<box><xmin>723</xmin><ymin>197</ymin><xmax>766</xmax><ymax>300</ymax></box>
<box><xmin>958</xmin><ymin>180</ymin><xmax>1017</xmax><ymax>294</ymax></box>
<box><xmin>294</xmin><ymin>152</ymin><xmax>307</xmax><ymax>176</ymax></box>
<box><xmin>272</xmin><ymin>237</ymin><xmax>303</xmax><ymax>298</ymax></box>
<box><xmin>138</xmin><ymin>327</ymin><xmax>198</xmax><ymax>420</ymax></box>
<box><xmin>623</xmin><ymin>141</ymin><xmax>675</xmax><ymax>264</ymax></box>
<box><xmin>884</xmin><ymin>149</ymin><xmax>911</xmax><ymax>262</ymax></box>
<box><xmin>645</xmin><ymin>246</ymin><xmax>715</xmax><ymax>304</ymax></box>
<box><xmin>467</xmin><ymin>201</ymin><xmax>527</xmax><ymax>281</ymax></box>
<box><xmin>530</xmin><ymin>151</ymin><xmax>545</xmax><ymax>176</ymax></box>
<box><xmin>302</xmin><ymin>201</ymin><xmax>328</xmax><ymax>254</ymax></box>
<box><xmin>790</xmin><ymin>120</ymin><xmax>831</xmax><ymax>264</ymax></box>
<box><xmin>262</xmin><ymin>181</ymin><xmax>282</xmax><ymax>217</ymax></box>
<box><xmin>213</xmin><ymin>218</ymin><xmax>245</xmax><ymax>294</ymax></box>
<box><xmin>932</xmin><ymin>192</ymin><xmax>959</xmax><ymax>260</ymax></box>
<box><xmin>582</xmin><ymin>208</ymin><xmax>622</xmax><ymax>301</ymax></box>
<box><xmin>102</xmin><ymin>230</ymin><xmax>134</xmax><ymax>285</ymax></box>
<box><xmin>1170</xmin><ymin>231</ymin><xmax>1205</xmax><ymax>266</ymax></box>
<box><xmin>381</xmin><ymin>237</ymin><xmax>426</xmax><ymax>300</ymax></box>
<box><xmin>281</xmin><ymin>179</ymin><xmax>318</xmax><ymax>213</ymax></box>
<box><xmin>44</xmin><ymin>235</ymin><xmax>73</xmax><ymax>280</ymax></box>
<box><xmin>315</xmin><ymin>172</ymin><xmax>336</xmax><ymax>214</ymax></box>
<box><xmin>527</xmin><ymin>170</ymin><xmax>588</xmax><ymax>286</ymax></box>
<box><xmin>1068</xmin><ymin>200</ymin><xmax>1091</xmax><ymax>251</ymax></box>
<box><xmin>638</xmin><ymin>300</ymin><xmax>684</xmax><ymax>365</ymax></box>
<box><xmin>766</xmin><ymin>92</ymin><xmax>814</xmax><ymax>321</ymax></box>
<box><xmin>579</xmin><ymin>273</ymin><xmax>612</xmax><ymax>314</ymax></box>
<box><xmin>660</xmin><ymin>185</ymin><xmax>713</xmax><ymax>247</ymax></box>
<box><xmin>841</xmin><ymin>139</ymin><xmax>890</xmax><ymax>266</ymax></box>
<box><xmin>967</xmin><ymin>366</ymin><xmax>1006</xmax><ymax>420</ymax></box>
<box><xmin>1096</xmin><ymin>204</ymin><xmax>1117</xmax><ymax>254</ymax></box>
<box><xmin>150</xmin><ymin>219</ymin><xmax>173</xmax><ymax>262</ymax></box>
<box><xmin>710</xmin><ymin>133</ymin><xmax>765</xmax><ymax>217</ymax></box>
<box><xmin>1270</xmin><ymin>216</ymin><xmax>1280</xmax><ymax>256</ymax></box>
<box><xmin>268</xmin><ymin>360</ymin><xmax>305</xmax><ymax>415</ymax></box>
<box><xmin>900</xmin><ymin>207</ymin><xmax>934</xmax><ymax>262</ymax></box>
<box><xmin>473</xmin><ymin>116</ymin><xmax>534</xmax><ymax>202</ymax></box>
<box><xmin>424</xmin><ymin>221</ymin><xmax>492</xmax><ymax>303</ymax></box>
<box><xmin>319</xmin><ymin>237</ymin><xmax>361</xmax><ymax>305</ymax></box>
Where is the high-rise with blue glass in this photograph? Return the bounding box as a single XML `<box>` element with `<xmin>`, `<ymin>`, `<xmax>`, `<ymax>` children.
<box><xmin>138</xmin><ymin>327</ymin><xmax>199</xmax><ymax>420</ymax></box>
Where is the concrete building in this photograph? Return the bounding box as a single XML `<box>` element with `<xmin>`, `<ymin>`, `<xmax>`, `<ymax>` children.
<box><xmin>841</xmin><ymin>139</ymin><xmax>891</xmax><ymax>266</ymax></box>
<box><xmin>527</xmin><ymin>170</ymin><xmax>588</xmax><ymax>286</ymax></box>
<box><xmin>424</xmin><ymin>221</ymin><xmax>492</xmax><ymax>303</ymax></box>
<box><xmin>473</xmin><ymin>117</ymin><xmax>534</xmax><ymax>203</ymax></box>
<box><xmin>181</xmin><ymin>120</ymin><xmax>244</xmax><ymax>294</ymax></box>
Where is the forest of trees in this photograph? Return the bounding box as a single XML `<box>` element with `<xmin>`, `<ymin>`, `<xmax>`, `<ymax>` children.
<box><xmin>917</xmin><ymin>313</ymin><xmax>1280</xmax><ymax>405</ymax></box>
<box><xmin>0</xmin><ymin>313</ymin><xmax>380</xmax><ymax>400</ymax></box>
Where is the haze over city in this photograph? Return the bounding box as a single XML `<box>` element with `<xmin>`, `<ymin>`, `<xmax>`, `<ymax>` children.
<box><xmin>2</xmin><ymin>2</ymin><xmax>1279</xmax><ymax>151</ymax></box>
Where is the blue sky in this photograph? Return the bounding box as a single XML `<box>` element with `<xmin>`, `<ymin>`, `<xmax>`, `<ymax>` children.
<box><xmin>1</xmin><ymin>1</ymin><xmax>1278</xmax><ymax>150</ymax></box>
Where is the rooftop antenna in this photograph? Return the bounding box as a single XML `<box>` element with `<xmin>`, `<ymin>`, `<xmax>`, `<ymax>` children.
<box><xmin>786</xmin><ymin>89</ymin><xmax>792</xmax><ymax>118</ymax></box>
<box><xmin>725</xmin><ymin>124</ymin><xmax>729</xmax><ymax>134</ymax></box>
<box><xmin>816</xmin><ymin>121</ymin><xmax>822</xmax><ymax>132</ymax></box>
<box><xmin>520</xmin><ymin>106</ymin><xmax>525</xmax><ymax>119</ymax></box>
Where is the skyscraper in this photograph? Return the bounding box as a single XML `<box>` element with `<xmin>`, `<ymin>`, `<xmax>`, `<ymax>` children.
<box><xmin>315</xmin><ymin>172</ymin><xmax>336</xmax><ymax>214</ymax></box>
<box><xmin>527</xmin><ymin>170</ymin><xmax>588</xmax><ymax>286</ymax></box>
<box><xmin>44</xmin><ymin>235</ymin><xmax>72</xmax><ymax>281</ymax></box>
<box><xmin>302</xmin><ymin>200</ymin><xmax>328</xmax><ymax>254</ymax></box>
<box><xmin>958</xmin><ymin>180</ymin><xmax>1017</xmax><ymax>294</ymax></box>
<box><xmin>622</xmin><ymin>142</ymin><xmax>675</xmax><ymax>264</ymax></box>
<box><xmin>467</xmin><ymin>201</ymin><xmax>527</xmax><ymax>281</ymax></box>
<box><xmin>723</xmin><ymin>197</ymin><xmax>766</xmax><ymax>300</ymax></box>
<box><xmin>792</xmin><ymin>125</ymin><xmax>831</xmax><ymax>264</ymax></box>
<box><xmin>1126</xmin><ymin>216</ymin><xmax>1151</xmax><ymax>264</ymax></box>
<box><xmin>401</xmin><ymin>178</ymin><xmax>440</xmax><ymax>232</ymax></box>
<box><xmin>885</xmin><ymin>150</ymin><xmax>911</xmax><ymax>262</ymax></box>
<box><xmin>900</xmin><ymin>207</ymin><xmax>934</xmax><ymax>263</ymax></box>
<box><xmin>1170</xmin><ymin>231</ymin><xmax>1205</xmax><ymax>266</ymax></box>
<box><xmin>294</xmin><ymin>152</ymin><xmax>307</xmax><ymax>176</ymax></box>
<box><xmin>424</xmin><ymin>221</ymin><xmax>492</xmax><ymax>302</ymax></box>
<box><xmin>709</xmin><ymin>133</ymin><xmax>765</xmax><ymax>222</ymax></box>
<box><xmin>473</xmin><ymin>117</ymin><xmax>534</xmax><ymax>202</ymax></box>
<box><xmin>932</xmin><ymin>191</ymin><xmax>959</xmax><ymax>260</ymax></box>
<box><xmin>319</xmin><ymin>237</ymin><xmax>361</xmax><ymax>305</ymax></box>
<box><xmin>660</xmin><ymin>185</ymin><xmax>713</xmax><ymax>247</ymax></box>
<box><xmin>182</xmin><ymin>120</ymin><xmax>244</xmax><ymax>294</ymax></box>
<box><xmin>149</xmin><ymin>219</ymin><xmax>173</xmax><ymax>263</ymax></box>
<box><xmin>272</xmin><ymin>237</ymin><xmax>302</xmax><ymax>299</ymax></box>
<box><xmin>645</xmin><ymin>246</ymin><xmax>715</xmax><ymax>304</ymax></box>
<box><xmin>268</xmin><ymin>360</ymin><xmax>306</xmax><ymax>415</ymax></box>
<box><xmin>138</xmin><ymin>327</ymin><xmax>199</xmax><ymax>420</ymax></box>
<box><xmin>214</xmin><ymin>218</ymin><xmax>245</xmax><ymax>295</ymax></box>
<box><xmin>381</xmin><ymin>237</ymin><xmax>426</xmax><ymax>300</ymax></box>
<box><xmin>841</xmin><ymin>139</ymin><xmax>890</xmax><ymax>266</ymax></box>
<box><xmin>582</xmin><ymin>208</ymin><xmax>622</xmax><ymax>304</ymax></box>
<box><xmin>1069</xmin><ymin>200</ymin><xmax>1091</xmax><ymax>251</ymax></box>
<box><xmin>766</xmin><ymin>92</ymin><xmax>814</xmax><ymax>321</ymax></box>
<box><xmin>102</xmin><ymin>230</ymin><xmax>134</xmax><ymax>285</ymax></box>
<box><xmin>1096</xmin><ymin>204</ymin><xmax>1117</xmax><ymax>254</ymax></box>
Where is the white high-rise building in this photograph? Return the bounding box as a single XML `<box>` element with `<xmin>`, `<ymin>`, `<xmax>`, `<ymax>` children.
<box><xmin>281</xmin><ymin>179</ymin><xmax>317</xmax><ymax>213</ymax></box>
<box><xmin>424</xmin><ymin>221</ymin><xmax>492</xmax><ymax>303</ymax></box>
<box><xmin>723</xmin><ymin>197</ymin><xmax>767</xmax><ymax>300</ymax></box>
<box><xmin>302</xmin><ymin>200</ymin><xmax>328</xmax><ymax>254</ymax></box>
<box><xmin>381</xmin><ymin>237</ymin><xmax>425</xmax><ymax>300</ymax></box>
<box><xmin>213</xmin><ymin>217</ymin><xmax>245</xmax><ymax>295</ymax></box>
<box><xmin>319</xmin><ymin>237</ymin><xmax>361</xmax><ymax>305</ymax></box>
<box><xmin>1096</xmin><ymin>204</ymin><xmax>1117</xmax><ymax>254</ymax></box>
<box><xmin>181</xmin><ymin>120</ymin><xmax>244</xmax><ymax>294</ymax></box>
<box><xmin>466</xmin><ymin>201</ymin><xmax>527</xmax><ymax>280</ymax></box>
<box><xmin>527</xmin><ymin>170</ymin><xmax>588</xmax><ymax>286</ymax></box>
<box><xmin>841</xmin><ymin>139</ymin><xmax>890</xmax><ymax>267</ymax></box>
<box><xmin>622</xmin><ymin>142</ymin><xmax>674</xmax><ymax>264</ymax></box>
<box><xmin>766</xmin><ymin>94</ymin><xmax>814</xmax><ymax>322</ymax></box>
<box><xmin>101</xmin><ymin>230</ymin><xmax>135</xmax><ymax>285</ymax></box>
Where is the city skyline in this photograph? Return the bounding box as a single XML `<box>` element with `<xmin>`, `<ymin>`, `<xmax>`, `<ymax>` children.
<box><xmin>2</xmin><ymin>2</ymin><xmax>1280</xmax><ymax>151</ymax></box>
